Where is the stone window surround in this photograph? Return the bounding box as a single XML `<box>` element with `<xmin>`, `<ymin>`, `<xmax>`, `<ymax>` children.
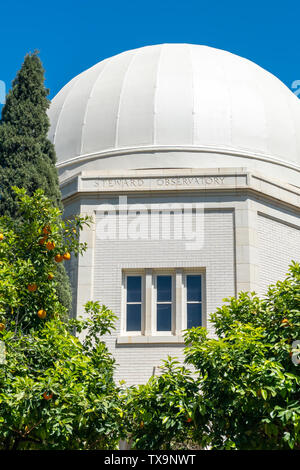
<box><xmin>117</xmin><ymin>267</ymin><xmax>206</xmax><ymax>344</ymax></box>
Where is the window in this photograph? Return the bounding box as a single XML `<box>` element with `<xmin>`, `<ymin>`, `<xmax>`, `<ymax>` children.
<box><xmin>126</xmin><ymin>275</ymin><xmax>142</xmax><ymax>331</ymax></box>
<box><xmin>156</xmin><ymin>275</ymin><xmax>173</xmax><ymax>331</ymax></box>
<box><xmin>122</xmin><ymin>269</ymin><xmax>205</xmax><ymax>339</ymax></box>
<box><xmin>186</xmin><ymin>275</ymin><xmax>202</xmax><ymax>328</ymax></box>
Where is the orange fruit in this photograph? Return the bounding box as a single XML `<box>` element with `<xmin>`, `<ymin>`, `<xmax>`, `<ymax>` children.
<box><xmin>281</xmin><ymin>318</ymin><xmax>289</xmax><ymax>327</ymax></box>
<box><xmin>186</xmin><ymin>417</ymin><xmax>192</xmax><ymax>423</ymax></box>
<box><xmin>47</xmin><ymin>272</ymin><xmax>54</xmax><ymax>281</ymax></box>
<box><xmin>0</xmin><ymin>233</ymin><xmax>4</xmax><ymax>241</ymax></box>
<box><xmin>39</xmin><ymin>237</ymin><xmax>47</xmax><ymax>245</ymax></box>
<box><xmin>37</xmin><ymin>309</ymin><xmax>46</xmax><ymax>319</ymax></box>
<box><xmin>43</xmin><ymin>392</ymin><xmax>53</xmax><ymax>401</ymax></box>
<box><xmin>55</xmin><ymin>254</ymin><xmax>63</xmax><ymax>263</ymax></box>
<box><xmin>46</xmin><ymin>241</ymin><xmax>55</xmax><ymax>251</ymax></box>
<box><xmin>63</xmin><ymin>252</ymin><xmax>71</xmax><ymax>260</ymax></box>
<box><xmin>0</xmin><ymin>323</ymin><xmax>5</xmax><ymax>331</ymax></box>
<box><xmin>27</xmin><ymin>283</ymin><xmax>37</xmax><ymax>292</ymax></box>
<box><xmin>42</xmin><ymin>225</ymin><xmax>51</xmax><ymax>235</ymax></box>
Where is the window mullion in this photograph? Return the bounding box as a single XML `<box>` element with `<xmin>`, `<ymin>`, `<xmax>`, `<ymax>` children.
<box><xmin>175</xmin><ymin>269</ymin><xmax>183</xmax><ymax>335</ymax></box>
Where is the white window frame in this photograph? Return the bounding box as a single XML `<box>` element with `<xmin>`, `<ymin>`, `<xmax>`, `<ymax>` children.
<box><xmin>121</xmin><ymin>271</ymin><xmax>145</xmax><ymax>336</ymax></box>
<box><xmin>183</xmin><ymin>272</ymin><xmax>204</xmax><ymax>330</ymax></box>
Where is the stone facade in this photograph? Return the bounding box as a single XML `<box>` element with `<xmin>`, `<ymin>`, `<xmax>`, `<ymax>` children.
<box><xmin>61</xmin><ymin>167</ymin><xmax>300</xmax><ymax>385</ymax></box>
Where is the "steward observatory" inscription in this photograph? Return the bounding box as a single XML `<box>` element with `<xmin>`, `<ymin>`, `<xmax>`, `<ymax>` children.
<box><xmin>99</xmin><ymin>176</ymin><xmax>225</xmax><ymax>188</ymax></box>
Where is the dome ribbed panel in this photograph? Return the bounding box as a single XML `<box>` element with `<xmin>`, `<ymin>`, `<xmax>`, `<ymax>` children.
<box><xmin>116</xmin><ymin>45</ymin><xmax>161</xmax><ymax>148</ymax></box>
<box><xmin>81</xmin><ymin>51</ymin><xmax>134</xmax><ymax>157</ymax></box>
<box><xmin>154</xmin><ymin>44</ymin><xmax>194</xmax><ymax>145</ymax></box>
<box><xmin>54</xmin><ymin>62</ymin><xmax>106</xmax><ymax>162</ymax></box>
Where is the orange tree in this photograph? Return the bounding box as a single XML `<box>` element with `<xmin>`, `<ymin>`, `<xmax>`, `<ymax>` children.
<box><xmin>0</xmin><ymin>187</ymin><xmax>87</xmax><ymax>331</ymax></box>
<box><xmin>0</xmin><ymin>188</ymin><xmax>122</xmax><ymax>449</ymax></box>
<box><xmin>183</xmin><ymin>262</ymin><xmax>300</xmax><ymax>450</ymax></box>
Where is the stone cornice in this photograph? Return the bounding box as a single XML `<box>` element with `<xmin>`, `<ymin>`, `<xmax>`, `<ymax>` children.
<box><xmin>60</xmin><ymin>167</ymin><xmax>300</xmax><ymax>211</ymax></box>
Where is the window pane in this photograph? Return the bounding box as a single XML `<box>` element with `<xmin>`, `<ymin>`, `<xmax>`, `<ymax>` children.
<box><xmin>157</xmin><ymin>275</ymin><xmax>172</xmax><ymax>302</ymax></box>
<box><xmin>127</xmin><ymin>276</ymin><xmax>141</xmax><ymax>302</ymax></box>
<box><xmin>126</xmin><ymin>304</ymin><xmax>141</xmax><ymax>331</ymax></box>
<box><xmin>187</xmin><ymin>303</ymin><xmax>202</xmax><ymax>329</ymax></box>
<box><xmin>157</xmin><ymin>304</ymin><xmax>172</xmax><ymax>331</ymax></box>
<box><xmin>187</xmin><ymin>275</ymin><xmax>201</xmax><ymax>301</ymax></box>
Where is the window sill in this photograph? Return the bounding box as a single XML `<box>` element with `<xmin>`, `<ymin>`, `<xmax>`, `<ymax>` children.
<box><xmin>116</xmin><ymin>335</ymin><xmax>185</xmax><ymax>345</ymax></box>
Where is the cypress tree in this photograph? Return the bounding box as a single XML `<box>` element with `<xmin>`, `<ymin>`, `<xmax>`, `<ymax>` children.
<box><xmin>0</xmin><ymin>51</ymin><xmax>72</xmax><ymax>312</ymax></box>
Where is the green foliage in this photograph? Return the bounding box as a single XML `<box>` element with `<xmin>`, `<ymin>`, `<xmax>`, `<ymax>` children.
<box><xmin>122</xmin><ymin>358</ymin><xmax>200</xmax><ymax>449</ymax></box>
<box><xmin>0</xmin><ymin>51</ymin><xmax>71</xmax><ymax>310</ymax></box>
<box><xmin>0</xmin><ymin>190</ymin><xmax>121</xmax><ymax>449</ymax></box>
<box><xmin>0</xmin><ymin>187</ymin><xmax>89</xmax><ymax>331</ymax></box>
<box><xmin>184</xmin><ymin>262</ymin><xmax>300</xmax><ymax>450</ymax></box>
<box><xmin>0</xmin><ymin>306</ymin><xmax>120</xmax><ymax>450</ymax></box>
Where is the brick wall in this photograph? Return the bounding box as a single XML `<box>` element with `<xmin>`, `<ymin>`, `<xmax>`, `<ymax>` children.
<box><xmin>258</xmin><ymin>214</ymin><xmax>300</xmax><ymax>296</ymax></box>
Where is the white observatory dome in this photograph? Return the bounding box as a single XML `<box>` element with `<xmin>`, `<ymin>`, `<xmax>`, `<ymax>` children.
<box><xmin>49</xmin><ymin>44</ymin><xmax>300</xmax><ymax>185</ymax></box>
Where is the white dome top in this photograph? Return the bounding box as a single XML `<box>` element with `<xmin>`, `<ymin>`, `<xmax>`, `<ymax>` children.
<box><xmin>49</xmin><ymin>44</ymin><xmax>300</xmax><ymax>178</ymax></box>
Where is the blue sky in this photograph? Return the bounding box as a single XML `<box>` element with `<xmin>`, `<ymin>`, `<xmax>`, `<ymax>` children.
<box><xmin>1</xmin><ymin>0</ymin><xmax>300</xmax><ymax>102</ymax></box>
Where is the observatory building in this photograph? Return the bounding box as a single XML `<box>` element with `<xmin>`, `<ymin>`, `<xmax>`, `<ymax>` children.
<box><xmin>49</xmin><ymin>44</ymin><xmax>300</xmax><ymax>384</ymax></box>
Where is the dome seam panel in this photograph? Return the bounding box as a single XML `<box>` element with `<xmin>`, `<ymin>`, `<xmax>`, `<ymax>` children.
<box><xmin>187</xmin><ymin>44</ymin><xmax>195</xmax><ymax>146</ymax></box>
<box><xmin>152</xmin><ymin>44</ymin><xmax>164</xmax><ymax>145</ymax></box>
<box><xmin>52</xmin><ymin>75</ymin><xmax>81</xmax><ymax>147</ymax></box>
<box><xmin>114</xmin><ymin>51</ymin><xmax>140</xmax><ymax>149</ymax></box>
<box><xmin>80</xmin><ymin>58</ymin><xmax>112</xmax><ymax>155</ymax></box>
<box><xmin>253</xmin><ymin>70</ymin><xmax>271</xmax><ymax>155</ymax></box>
